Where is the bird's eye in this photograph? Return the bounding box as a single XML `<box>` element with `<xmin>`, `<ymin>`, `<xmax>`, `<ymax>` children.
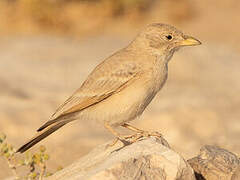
<box><xmin>166</xmin><ymin>35</ymin><xmax>173</xmax><ymax>40</ymax></box>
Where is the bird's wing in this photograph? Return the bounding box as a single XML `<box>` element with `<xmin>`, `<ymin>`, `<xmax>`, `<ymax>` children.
<box><xmin>19</xmin><ymin>57</ymin><xmax>142</xmax><ymax>152</ymax></box>
<box><xmin>51</xmin><ymin>58</ymin><xmax>141</xmax><ymax>121</ymax></box>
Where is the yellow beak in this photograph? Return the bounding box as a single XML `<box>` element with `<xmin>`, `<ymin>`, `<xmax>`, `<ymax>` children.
<box><xmin>179</xmin><ymin>36</ymin><xmax>201</xmax><ymax>46</ymax></box>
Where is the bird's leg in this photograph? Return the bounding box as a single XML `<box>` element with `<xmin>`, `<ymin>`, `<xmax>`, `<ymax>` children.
<box><xmin>121</xmin><ymin>123</ymin><xmax>146</xmax><ymax>141</ymax></box>
<box><xmin>104</xmin><ymin>122</ymin><xmax>131</xmax><ymax>147</ymax></box>
<box><xmin>121</xmin><ymin>123</ymin><xmax>144</xmax><ymax>133</ymax></box>
<box><xmin>104</xmin><ymin>122</ymin><xmax>162</xmax><ymax>148</ymax></box>
<box><xmin>122</xmin><ymin>123</ymin><xmax>162</xmax><ymax>141</ymax></box>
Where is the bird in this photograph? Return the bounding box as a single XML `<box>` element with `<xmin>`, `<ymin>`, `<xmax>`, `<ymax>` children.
<box><xmin>17</xmin><ymin>23</ymin><xmax>201</xmax><ymax>153</ymax></box>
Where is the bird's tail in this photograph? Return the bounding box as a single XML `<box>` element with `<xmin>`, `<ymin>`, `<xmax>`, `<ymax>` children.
<box><xmin>17</xmin><ymin>121</ymin><xmax>68</xmax><ymax>153</ymax></box>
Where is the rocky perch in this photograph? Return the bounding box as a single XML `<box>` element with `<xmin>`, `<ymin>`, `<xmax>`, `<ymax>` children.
<box><xmin>5</xmin><ymin>136</ymin><xmax>240</xmax><ymax>180</ymax></box>
<box><xmin>45</xmin><ymin>136</ymin><xmax>240</xmax><ymax>180</ymax></box>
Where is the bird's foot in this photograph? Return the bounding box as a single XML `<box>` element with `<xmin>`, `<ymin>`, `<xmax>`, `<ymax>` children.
<box><xmin>141</xmin><ymin>131</ymin><xmax>162</xmax><ymax>138</ymax></box>
<box><xmin>125</xmin><ymin>131</ymin><xmax>162</xmax><ymax>143</ymax></box>
<box><xmin>107</xmin><ymin>131</ymin><xmax>162</xmax><ymax>148</ymax></box>
<box><xmin>107</xmin><ymin>135</ymin><xmax>133</xmax><ymax>148</ymax></box>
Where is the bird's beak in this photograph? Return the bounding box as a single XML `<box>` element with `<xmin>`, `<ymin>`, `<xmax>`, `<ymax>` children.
<box><xmin>179</xmin><ymin>36</ymin><xmax>201</xmax><ymax>46</ymax></box>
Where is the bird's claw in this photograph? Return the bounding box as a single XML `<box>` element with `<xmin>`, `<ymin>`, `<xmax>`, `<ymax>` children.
<box><xmin>125</xmin><ymin>131</ymin><xmax>162</xmax><ymax>142</ymax></box>
<box><xmin>107</xmin><ymin>131</ymin><xmax>162</xmax><ymax>148</ymax></box>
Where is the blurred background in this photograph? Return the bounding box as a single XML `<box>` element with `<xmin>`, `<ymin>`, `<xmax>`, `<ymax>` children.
<box><xmin>0</xmin><ymin>0</ymin><xmax>240</xmax><ymax>178</ymax></box>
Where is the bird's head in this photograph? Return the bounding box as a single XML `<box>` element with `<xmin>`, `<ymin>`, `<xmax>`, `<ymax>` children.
<box><xmin>131</xmin><ymin>23</ymin><xmax>201</xmax><ymax>58</ymax></box>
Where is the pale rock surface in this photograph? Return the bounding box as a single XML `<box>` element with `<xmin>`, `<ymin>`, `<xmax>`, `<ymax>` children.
<box><xmin>48</xmin><ymin>137</ymin><xmax>195</xmax><ymax>180</ymax></box>
<box><xmin>188</xmin><ymin>145</ymin><xmax>240</xmax><ymax>180</ymax></box>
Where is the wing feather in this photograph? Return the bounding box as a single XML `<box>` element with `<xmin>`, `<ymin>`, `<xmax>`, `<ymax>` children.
<box><xmin>50</xmin><ymin>59</ymin><xmax>140</xmax><ymax>121</ymax></box>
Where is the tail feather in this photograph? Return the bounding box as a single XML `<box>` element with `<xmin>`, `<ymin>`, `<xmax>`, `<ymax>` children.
<box><xmin>17</xmin><ymin>121</ymin><xmax>67</xmax><ymax>153</ymax></box>
<box><xmin>37</xmin><ymin>119</ymin><xmax>59</xmax><ymax>132</ymax></box>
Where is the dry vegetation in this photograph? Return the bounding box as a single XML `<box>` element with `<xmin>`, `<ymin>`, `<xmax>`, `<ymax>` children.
<box><xmin>0</xmin><ymin>0</ymin><xmax>192</xmax><ymax>35</ymax></box>
<box><xmin>0</xmin><ymin>133</ymin><xmax>60</xmax><ymax>179</ymax></box>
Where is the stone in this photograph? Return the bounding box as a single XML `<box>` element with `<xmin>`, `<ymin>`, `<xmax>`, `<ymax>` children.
<box><xmin>48</xmin><ymin>136</ymin><xmax>195</xmax><ymax>180</ymax></box>
<box><xmin>188</xmin><ymin>145</ymin><xmax>240</xmax><ymax>180</ymax></box>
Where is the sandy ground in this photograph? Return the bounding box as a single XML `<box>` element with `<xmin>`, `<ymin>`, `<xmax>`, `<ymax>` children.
<box><xmin>0</xmin><ymin>32</ymin><xmax>240</xmax><ymax>178</ymax></box>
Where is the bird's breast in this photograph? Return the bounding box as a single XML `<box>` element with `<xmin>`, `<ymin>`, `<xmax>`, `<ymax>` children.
<box><xmin>150</xmin><ymin>60</ymin><xmax>168</xmax><ymax>93</ymax></box>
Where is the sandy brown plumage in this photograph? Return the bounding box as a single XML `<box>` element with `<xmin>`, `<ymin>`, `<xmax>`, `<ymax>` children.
<box><xmin>17</xmin><ymin>23</ymin><xmax>201</xmax><ymax>153</ymax></box>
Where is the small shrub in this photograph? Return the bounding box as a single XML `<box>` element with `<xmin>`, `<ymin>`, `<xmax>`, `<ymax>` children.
<box><xmin>0</xmin><ymin>132</ymin><xmax>59</xmax><ymax>180</ymax></box>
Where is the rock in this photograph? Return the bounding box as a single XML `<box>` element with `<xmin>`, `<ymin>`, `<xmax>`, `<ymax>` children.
<box><xmin>48</xmin><ymin>136</ymin><xmax>195</xmax><ymax>180</ymax></box>
<box><xmin>188</xmin><ymin>145</ymin><xmax>240</xmax><ymax>180</ymax></box>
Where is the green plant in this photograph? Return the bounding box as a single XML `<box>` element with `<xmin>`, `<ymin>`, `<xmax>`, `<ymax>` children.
<box><xmin>0</xmin><ymin>132</ymin><xmax>59</xmax><ymax>180</ymax></box>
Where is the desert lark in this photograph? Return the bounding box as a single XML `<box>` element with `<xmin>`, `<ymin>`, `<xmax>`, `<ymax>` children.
<box><xmin>17</xmin><ymin>23</ymin><xmax>201</xmax><ymax>153</ymax></box>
